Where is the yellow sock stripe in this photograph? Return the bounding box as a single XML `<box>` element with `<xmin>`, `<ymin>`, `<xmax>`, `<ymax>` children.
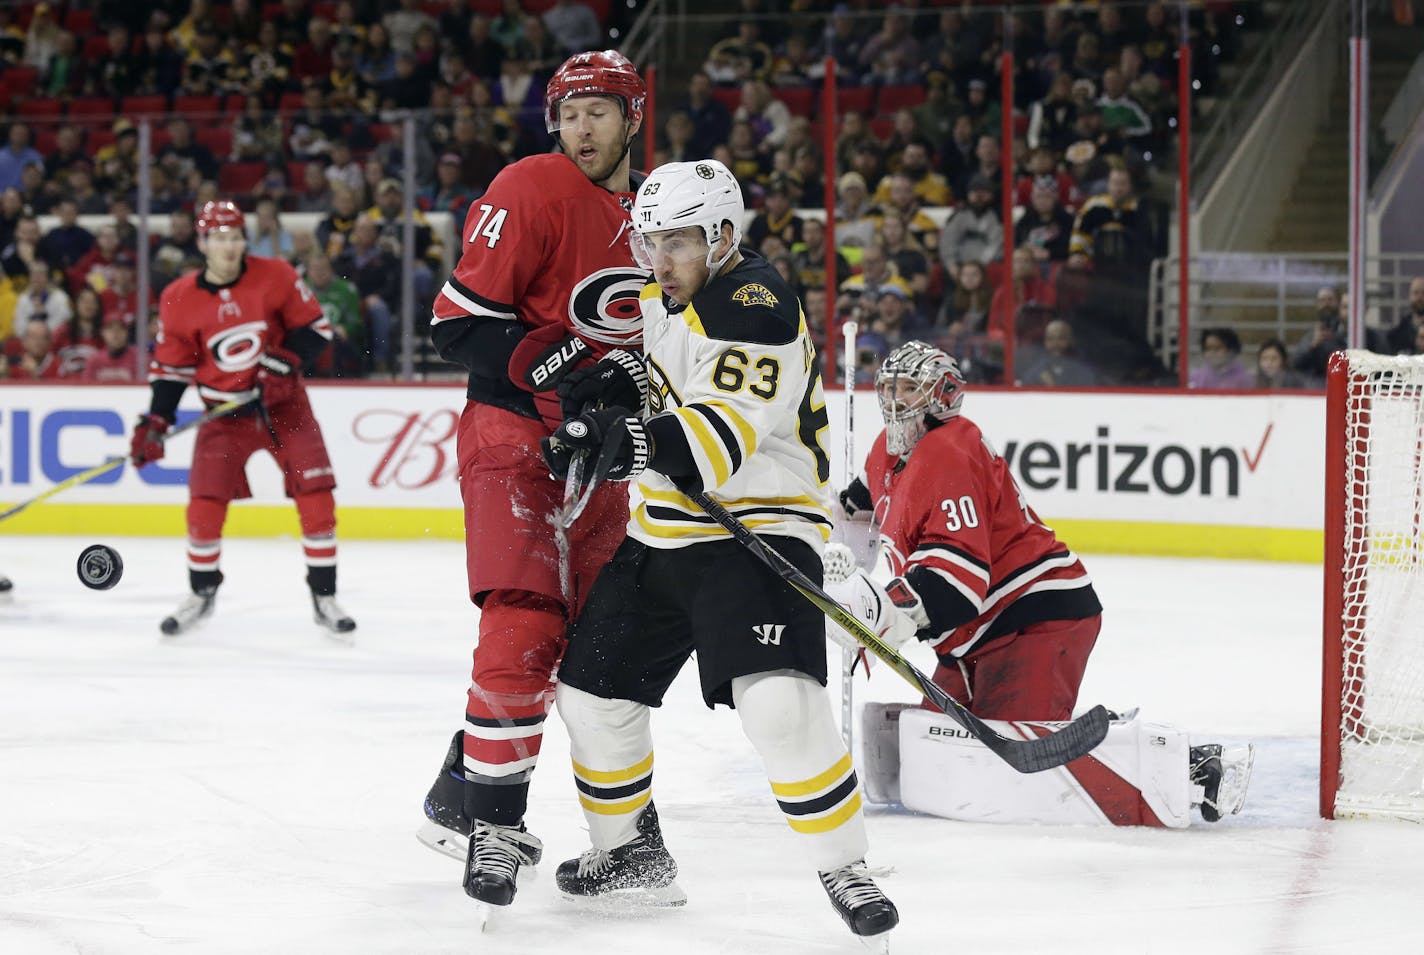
<box><xmin>675</xmin><ymin>408</ymin><xmax>731</xmax><ymax>486</ymax></box>
<box><xmin>571</xmin><ymin>751</ymin><xmax>655</xmax><ymax>785</ymax></box>
<box><xmin>786</xmin><ymin>793</ymin><xmax>863</xmax><ymax>834</ymax></box>
<box><xmin>579</xmin><ymin>789</ymin><xmax>652</xmax><ymax>817</ymax></box>
<box><xmin>770</xmin><ymin>753</ymin><xmax>854</xmax><ymax>799</ymax></box>
<box><xmin>701</xmin><ymin>399</ymin><xmax>759</xmax><ymax>458</ymax></box>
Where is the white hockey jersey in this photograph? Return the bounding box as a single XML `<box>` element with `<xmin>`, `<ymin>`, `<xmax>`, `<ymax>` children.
<box><xmin>629</xmin><ymin>253</ymin><xmax>833</xmax><ymax>551</ymax></box>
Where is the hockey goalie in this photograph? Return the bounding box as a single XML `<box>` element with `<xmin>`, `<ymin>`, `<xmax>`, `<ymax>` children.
<box><xmin>830</xmin><ymin>341</ymin><xmax>1254</xmax><ymax>828</ymax></box>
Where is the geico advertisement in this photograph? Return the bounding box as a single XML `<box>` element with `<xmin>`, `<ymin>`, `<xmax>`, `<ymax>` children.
<box><xmin>0</xmin><ymin>385</ymin><xmax>1325</xmax><ymax>529</ymax></box>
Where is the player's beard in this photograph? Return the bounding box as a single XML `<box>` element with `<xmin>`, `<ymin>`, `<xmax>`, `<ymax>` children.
<box><xmin>568</xmin><ymin>126</ymin><xmax>633</xmax><ymax>188</ymax></box>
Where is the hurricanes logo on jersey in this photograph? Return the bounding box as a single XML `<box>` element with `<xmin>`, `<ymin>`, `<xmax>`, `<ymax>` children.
<box><xmin>207</xmin><ymin>320</ymin><xmax>269</xmax><ymax>373</ymax></box>
<box><xmin>732</xmin><ymin>284</ymin><xmax>778</xmax><ymax>308</ymax></box>
<box><xmin>568</xmin><ymin>267</ymin><xmax>646</xmax><ymax>346</ymax></box>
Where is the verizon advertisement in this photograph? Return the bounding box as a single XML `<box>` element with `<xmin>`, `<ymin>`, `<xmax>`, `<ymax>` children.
<box><xmin>0</xmin><ymin>385</ymin><xmax>1325</xmax><ymax>539</ymax></box>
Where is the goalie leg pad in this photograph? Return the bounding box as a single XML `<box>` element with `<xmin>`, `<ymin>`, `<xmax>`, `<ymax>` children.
<box><xmin>732</xmin><ymin>670</ymin><xmax>869</xmax><ymax>872</ymax></box>
<box><xmin>898</xmin><ymin>707</ymin><xmax>1193</xmax><ymax>828</ymax></box>
<box><xmin>555</xmin><ymin>683</ymin><xmax>655</xmax><ymax>852</ymax></box>
<box><xmin>858</xmin><ymin>702</ymin><xmax>917</xmax><ymax>805</ymax></box>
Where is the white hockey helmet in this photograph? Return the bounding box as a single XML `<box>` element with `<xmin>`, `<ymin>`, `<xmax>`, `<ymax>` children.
<box><xmin>631</xmin><ymin>159</ymin><xmax>744</xmax><ymax>275</ymax></box>
<box><xmin>875</xmin><ymin>340</ymin><xmax>966</xmax><ymax>455</ymax></box>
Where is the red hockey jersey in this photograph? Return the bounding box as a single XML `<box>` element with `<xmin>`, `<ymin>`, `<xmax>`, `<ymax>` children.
<box><xmin>150</xmin><ymin>256</ymin><xmax>327</xmax><ymax>404</ymax></box>
<box><xmin>431</xmin><ymin>152</ymin><xmax>645</xmax><ymax>353</ymax></box>
<box><xmin>865</xmin><ymin>419</ymin><xmax>1100</xmax><ymax>658</ymax></box>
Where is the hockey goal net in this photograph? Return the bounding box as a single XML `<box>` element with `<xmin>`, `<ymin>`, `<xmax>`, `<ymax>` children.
<box><xmin>1321</xmin><ymin>350</ymin><xmax>1424</xmax><ymax>821</ymax></box>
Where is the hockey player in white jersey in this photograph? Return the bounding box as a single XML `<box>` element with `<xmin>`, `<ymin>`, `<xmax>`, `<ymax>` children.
<box><xmin>542</xmin><ymin>159</ymin><xmax>897</xmax><ymax>947</ymax></box>
<box><xmin>829</xmin><ymin>340</ymin><xmax>1254</xmax><ymax>828</ymax></box>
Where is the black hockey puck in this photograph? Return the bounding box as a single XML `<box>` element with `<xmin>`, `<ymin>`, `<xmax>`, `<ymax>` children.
<box><xmin>77</xmin><ymin>544</ymin><xmax>124</xmax><ymax>590</ymax></box>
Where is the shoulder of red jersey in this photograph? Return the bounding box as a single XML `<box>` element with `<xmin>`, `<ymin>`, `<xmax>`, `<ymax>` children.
<box><xmin>242</xmin><ymin>254</ymin><xmax>302</xmax><ymax>280</ymax></box>
<box><xmin>486</xmin><ymin>152</ymin><xmax>597</xmax><ymax>203</ymax></box>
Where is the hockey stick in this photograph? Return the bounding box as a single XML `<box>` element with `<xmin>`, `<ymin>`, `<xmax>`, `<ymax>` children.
<box><xmin>0</xmin><ymin>396</ymin><xmax>257</xmax><ymax>523</ymax></box>
<box><xmin>838</xmin><ymin>321</ymin><xmax>858</xmax><ymax>752</ymax></box>
<box><xmin>683</xmin><ymin>488</ymin><xmax>1110</xmax><ymax>773</ymax></box>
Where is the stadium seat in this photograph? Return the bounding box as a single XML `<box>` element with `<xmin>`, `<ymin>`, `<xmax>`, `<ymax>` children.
<box><xmin>68</xmin><ymin>97</ymin><xmax>116</xmax><ymax>124</ymax></box>
<box><xmin>122</xmin><ymin>95</ymin><xmax>169</xmax><ymax>118</ymax></box>
<box><xmin>877</xmin><ymin>85</ymin><xmax>926</xmax><ymax>113</ymax></box>
<box><xmin>195</xmin><ymin>126</ymin><xmax>233</xmax><ymax>157</ymax></box>
<box><xmin>771</xmin><ymin>87</ymin><xmax>816</xmax><ymax>118</ymax></box>
<box><xmin>17</xmin><ymin>97</ymin><xmax>63</xmax><ymax>119</ymax></box>
<box><xmin>278</xmin><ymin>91</ymin><xmax>305</xmax><ymax>112</ymax></box>
<box><xmin>174</xmin><ymin>95</ymin><xmax>222</xmax><ymax>119</ymax></box>
<box><xmin>868</xmin><ymin>118</ymin><xmax>893</xmax><ymax>140</ymax></box>
<box><xmin>83</xmin><ymin>35</ymin><xmax>109</xmax><ymax>59</ymax></box>
<box><xmin>87</xmin><ymin>129</ymin><xmax>116</xmax><ymax>152</ymax></box>
<box><xmin>710</xmin><ymin>87</ymin><xmax>741</xmax><ymax>114</ymax></box>
<box><xmin>34</xmin><ymin>129</ymin><xmax>56</xmax><ymax>156</ymax></box>
<box><xmin>220</xmin><ymin>161</ymin><xmax>269</xmax><ymax>194</ymax></box>
<box><xmin>288</xmin><ymin>161</ymin><xmax>308</xmax><ymax>188</ymax></box>
<box><xmin>835</xmin><ymin>87</ymin><xmax>875</xmax><ymax>116</ymax></box>
<box><xmin>64</xmin><ymin>9</ymin><xmax>96</xmax><ymax>34</ymax></box>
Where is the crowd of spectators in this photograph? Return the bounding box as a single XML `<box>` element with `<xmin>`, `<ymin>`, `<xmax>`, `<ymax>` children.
<box><xmin>0</xmin><ymin>1</ymin><xmax>1412</xmax><ymax>390</ymax></box>
<box><xmin>0</xmin><ymin>0</ymin><xmax>613</xmax><ymax>380</ymax></box>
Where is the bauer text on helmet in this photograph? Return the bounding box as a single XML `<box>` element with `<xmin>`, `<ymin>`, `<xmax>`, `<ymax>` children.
<box><xmin>544</xmin><ymin>50</ymin><xmax>646</xmax><ymax>134</ymax></box>
<box><xmin>876</xmin><ymin>341</ymin><xmax>966</xmax><ymax>456</ymax></box>
<box><xmin>631</xmin><ymin>160</ymin><xmax>744</xmax><ymax>277</ymax></box>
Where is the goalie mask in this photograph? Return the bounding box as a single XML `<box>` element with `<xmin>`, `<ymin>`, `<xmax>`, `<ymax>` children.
<box><xmin>630</xmin><ymin>159</ymin><xmax>744</xmax><ymax>276</ymax></box>
<box><xmin>875</xmin><ymin>341</ymin><xmax>966</xmax><ymax>456</ymax></box>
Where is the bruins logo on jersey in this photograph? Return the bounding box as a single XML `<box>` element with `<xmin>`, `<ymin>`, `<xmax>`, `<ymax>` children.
<box><xmin>731</xmin><ymin>283</ymin><xmax>778</xmax><ymax>308</ymax></box>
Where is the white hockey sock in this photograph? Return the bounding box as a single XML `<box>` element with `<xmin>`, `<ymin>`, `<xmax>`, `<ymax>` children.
<box><xmin>556</xmin><ymin>683</ymin><xmax>655</xmax><ymax>851</ymax></box>
<box><xmin>732</xmin><ymin>670</ymin><xmax>869</xmax><ymax>872</ymax></box>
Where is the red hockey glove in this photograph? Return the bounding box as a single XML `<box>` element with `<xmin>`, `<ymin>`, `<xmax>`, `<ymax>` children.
<box><xmin>507</xmin><ymin>324</ymin><xmax>596</xmax><ymax>430</ymax></box>
<box><xmin>257</xmin><ymin>348</ymin><xmax>302</xmax><ymax>407</ymax></box>
<box><xmin>130</xmin><ymin>413</ymin><xmax>172</xmax><ymax>467</ymax></box>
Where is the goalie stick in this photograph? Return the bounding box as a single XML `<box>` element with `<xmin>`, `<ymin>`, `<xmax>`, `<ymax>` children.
<box><xmin>682</xmin><ymin>487</ymin><xmax>1110</xmax><ymax>774</ymax></box>
<box><xmin>0</xmin><ymin>395</ymin><xmax>258</xmax><ymax>524</ymax></box>
<box><xmin>838</xmin><ymin>321</ymin><xmax>858</xmax><ymax>753</ymax></box>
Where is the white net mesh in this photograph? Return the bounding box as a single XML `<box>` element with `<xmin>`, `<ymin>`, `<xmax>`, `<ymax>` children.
<box><xmin>1334</xmin><ymin>351</ymin><xmax>1424</xmax><ymax>821</ymax></box>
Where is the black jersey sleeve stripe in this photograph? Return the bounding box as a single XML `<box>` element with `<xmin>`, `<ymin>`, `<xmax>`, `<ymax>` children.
<box><xmin>913</xmin><ymin>541</ymin><xmax>991</xmax><ymax>575</ymax></box>
<box><xmin>688</xmin><ymin>403</ymin><xmax>744</xmax><ymax>474</ymax></box>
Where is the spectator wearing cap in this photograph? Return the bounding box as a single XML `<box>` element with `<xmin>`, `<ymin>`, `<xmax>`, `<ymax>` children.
<box><xmin>1015</xmin><ymin>147</ymin><xmax>1075</xmax><ymax>210</ymax></box>
<box><xmin>179</xmin><ymin>22</ymin><xmax>237</xmax><ymax>96</ymax></box>
<box><xmin>1064</xmin><ymin>139</ymin><xmax>1107</xmax><ymax>204</ymax></box>
<box><xmin>23</xmin><ymin>3</ymin><xmax>63</xmax><ymax>72</ymax></box>
<box><xmin>67</xmin><ymin>225</ymin><xmax>122</xmax><ymax>296</ymax></box>
<box><xmin>963</xmin><ymin>78</ymin><xmax>1002</xmax><ymax>138</ymax></box>
<box><xmin>418</xmin><ymin>153</ymin><xmax>476</xmax><ymax>224</ymax></box>
<box><xmin>0</xmin><ymin>126</ymin><xmax>43</xmax><ymax>193</ymax></box>
<box><xmin>1069</xmin><ymin>101</ymin><xmax>1127</xmax><ymax>164</ymax></box>
<box><xmin>939</xmin><ymin>174</ymin><xmax>1003</xmax><ymax>284</ymax></box>
<box><xmin>848</xmin><ymin>141</ymin><xmax>887</xmax><ymax>199</ymax></box>
<box><xmin>1015</xmin><ymin>176</ymin><xmax>1075</xmax><ymax>263</ymax></box>
<box><xmin>791</xmin><ymin>217</ymin><xmax>851</xmax><ymax>295</ymax></box>
<box><xmin>859</xmin><ymin>284</ymin><xmax>933</xmax><ymax>360</ymax></box>
<box><xmin>94</xmin><ymin>120</ymin><xmax>140</xmax><ymax>199</ymax></box>
<box><xmin>83</xmin><ymin>316</ymin><xmax>141</xmax><ymax>383</ymax></box>
<box><xmin>747</xmin><ymin>181</ymin><xmax>804</xmax><ymax>253</ymax></box>
<box><xmin>834</xmin><ymin>171</ymin><xmax>881</xmax><ymax>250</ymax></box>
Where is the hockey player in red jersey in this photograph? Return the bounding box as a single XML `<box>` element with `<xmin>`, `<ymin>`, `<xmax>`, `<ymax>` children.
<box><xmin>130</xmin><ymin>199</ymin><xmax>355</xmax><ymax>638</ymax></box>
<box><xmin>831</xmin><ymin>340</ymin><xmax>1253</xmax><ymax>827</ymax></box>
<box><xmin>416</xmin><ymin>50</ymin><xmax>653</xmax><ymax>913</ymax></box>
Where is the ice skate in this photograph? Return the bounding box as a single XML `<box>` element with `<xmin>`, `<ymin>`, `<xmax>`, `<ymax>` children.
<box><xmin>160</xmin><ymin>592</ymin><xmax>216</xmax><ymax>635</ymax></box>
<box><xmin>311</xmin><ymin>593</ymin><xmax>356</xmax><ymax>638</ymax></box>
<box><xmin>1191</xmin><ymin>743</ymin><xmax>1255</xmax><ymax>822</ymax></box>
<box><xmin>820</xmin><ymin>859</ymin><xmax>898</xmax><ymax>951</ymax></box>
<box><xmin>464</xmin><ymin>820</ymin><xmax>543</xmax><ymax>929</ymax></box>
<box><xmin>555</xmin><ymin>802</ymin><xmax>686</xmax><ymax>907</ymax></box>
<box><xmin>417</xmin><ymin>731</ymin><xmax>469</xmax><ymax>862</ymax></box>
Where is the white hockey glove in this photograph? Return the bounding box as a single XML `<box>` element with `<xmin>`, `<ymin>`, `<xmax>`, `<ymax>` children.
<box><xmin>826</xmin><ymin>570</ymin><xmax>928</xmax><ymax>651</ymax></box>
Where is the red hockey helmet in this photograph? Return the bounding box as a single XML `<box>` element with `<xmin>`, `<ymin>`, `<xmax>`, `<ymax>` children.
<box><xmin>544</xmin><ymin>50</ymin><xmax>646</xmax><ymax>134</ymax></box>
<box><xmin>196</xmin><ymin>199</ymin><xmax>244</xmax><ymax>236</ymax></box>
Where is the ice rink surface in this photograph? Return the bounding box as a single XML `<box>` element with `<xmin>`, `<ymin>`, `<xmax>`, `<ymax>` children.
<box><xmin>4</xmin><ymin>536</ymin><xmax>1423</xmax><ymax>954</ymax></box>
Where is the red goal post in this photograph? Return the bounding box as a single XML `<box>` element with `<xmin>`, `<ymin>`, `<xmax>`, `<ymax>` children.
<box><xmin>1321</xmin><ymin>350</ymin><xmax>1424</xmax><ymax>821</ymax></box>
